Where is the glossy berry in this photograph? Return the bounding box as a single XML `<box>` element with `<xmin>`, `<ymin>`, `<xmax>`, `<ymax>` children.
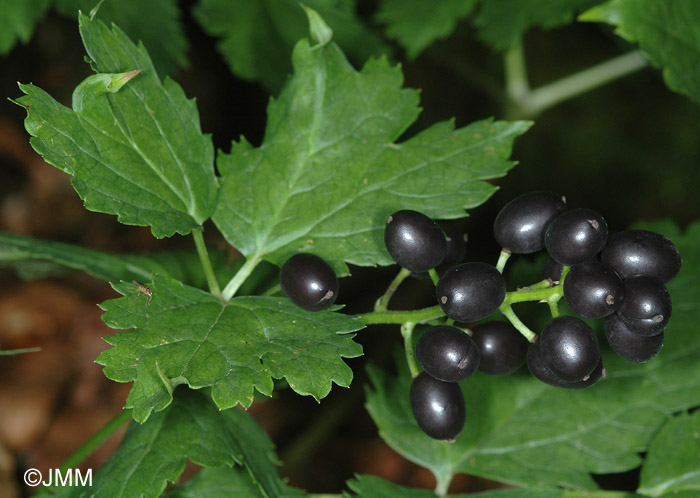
<box><xmin>416</xmin><ymin>325</ymin><xmax>480</xmax><ymax>382</ymax></box>
<box><xmin>563</xmin><ymin>261</ymin><xmax>624</xmax><ymax>319</ymax></box>
<box><xmin>527</xmin><ymin>343</ymin><xmax>604</xmax><ymax>389</ymax></box>
<box><xmin>545</xmin><ymin>208</ymin><xmax>608</xmax><ymax>265</ymax></box>
<box><xmin>411</xmin><ymin>229</ymin><xmax>467</xmax><ymax>279</ymax></box>
<box><xmin>280</xmin><ymin>253</ymin><xmax>338</xmax><ymax>311</ymax></box>
<box><xmin>604</xmin><ymin>314</ymin><xmax>664</xmax><ymax>363</ymax></box>
<box><xmin>471</xmin><ymin>321</ymin><xmax>529</xmax><ymax>375</ymax></box>
<box><xmin>617</xmin><ymin>275</ymin><xmax>671</xmax><ymax>337</ymax></box>
<box><xmin>436</xmin><ymin>262</ymin><xmax>506</xmax><ymax>323</ymax></box>
<box><xmin>384</xmin><ymin>210</ymin><xmax>447</xmax><ymax>272</ymax></box>
<box><xmin>493</xmin><ymin>191</ymin><xmax>566</xmax><ymax>254</ymax></box>
<box><xmin>539</xmin><ymin>316</ymin><xmax>601</xmax><ymax>382</ymax></box>
<box><xmin>601</xmin><ymin>230</ymin><xmax>682</xmax><ymax>283</ymax></box>
<box><xmin>410</xmin><ymin>372</ymin><xmax>465</xmax><ymax>440</ymax></box>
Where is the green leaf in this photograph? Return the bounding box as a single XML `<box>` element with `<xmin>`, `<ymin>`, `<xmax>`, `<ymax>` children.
<box><xmin>0</xmin><ymin>0</ymin><xmax>50</xmax><ymax>54</ymax></box>
<box><xmin>366</xmin><ymin>220</ymin><xmax>700</xmax><ymax>490</ymax></box>
<box><xmin>345</xmin><ymin>474</ymin><xmax>568</xmax><ymax>498</ymax></box>
<box><xmin>472</xmin><ymin>0</ymin><xmax>600</xmax><ymax>51</ymax></box>
<box><xmin>212</xmin><ymin>34</ymin><xmax>531</xmax><ymax>276</ymax></box>
<box><xmin>375</xmin><ymin>0</ymin><xmax>478</xmax><ymax>59</ymax></box>
<box><xmin>193</xmin><ymin>0</ymin><xmax>388</xmax><ymax>93</ymax></box>
<box><xmin>53</xmin><ymin>0</ymin><xmax>188</xmax><ymax>75</ymax></box>
<box><xmin>580</xmin><ymin>0</ymin><xmax>700</xmax><ymax>105</ymax></box>
<box><xmin>64</xmin><ymin>389</ymin><xmax>286</xmax><ymax>498</ymax></box>
<box><xmin>97</xmin><ymin>274</ymin><xmax>363</xmax><ymax>422</ymax></box>
<box><xmin>15</xmin><ymin>13</ymin><xmax>217</xmax><ymax>238</ymax></box>
<box><xmin>638</xmin><ymin>411</ymin><xmax>700</xmax><ymax>496</ymax></box>
<box><xmin>169</xmin><ymin>466</ymin><xmax>306</xmax><ymax>498</ymax></box>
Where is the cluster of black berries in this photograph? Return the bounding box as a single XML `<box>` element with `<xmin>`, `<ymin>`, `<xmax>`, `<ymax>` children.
<box><xmin>385</xmin><ymin>192</ymin><xmax>681</xmax><ymax>441</ymax></box>
<box><xmin>495</xmin><ymin>192</ymin><xmax>681</xmax><ymax>387</ymax></box>
<box><xmin>384</xmin><ymin>210</ymin><xmax>529</xmax><ymax>441</ymax></box>
<box><xmin>277</xmin><ymin>192</ymin><xmax>681</xmax><ymax>442</ymax></box>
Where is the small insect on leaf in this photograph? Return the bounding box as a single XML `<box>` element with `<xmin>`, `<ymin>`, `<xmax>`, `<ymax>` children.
<box><xmin>132</xmin><ymin>281</ymin><xmax>153</xmax><ymax>306</ymax></box>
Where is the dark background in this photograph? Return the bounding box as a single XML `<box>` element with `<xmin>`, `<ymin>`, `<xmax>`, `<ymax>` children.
<box><xmin>0</xmin><ymin>1</ymin><xmax>698</xmax><ymax>495</ymax></box>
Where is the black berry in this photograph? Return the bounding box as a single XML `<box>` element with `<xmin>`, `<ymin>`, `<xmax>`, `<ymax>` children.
<box><xmin>493</xmin><ymin>191</ymin><xmax>566</xmax><ymax>254</ymax></box>
<box><xmin>563</xmin><ymin>261</ymin><xmax>624</xmax><ymax>319</ymax></box>
<box><xmin>604</xmin><ymin>314</ymin><xmax>664</xmax><ymax>363</ymax></box>
<box><xmin>384</xmin><ymin>210</ymin><xmax>447</xmax><ymax>272</ymax></box>
<box><xmin>527</xmin><ymin>343</ymin><xmax>604</xmax><ymax>389</ymax></box>
<box><xmin>545</xmin><ymin>208</ymin><xmax>608</xmax><ymax>265</ymax></box>
<box><xmin>436</xmin><ymin>262</ymin><xmax>506</xmax><ymax>323</ymax></box>
<box><xmin>471</xmin><ymin>321</ymin><xmax>529</xmax><ymax>375</ymax></box>
<box><xmin>416</xmin><ymin>325</ymin><xmax>480</xmax><ymax>382</ymax></box>
<box><xmin>601</xmin><ymin>229</ymin><xmax>682</xmax><ymax>283</ymax></box>
<box><xmin>539</xmin><ymin>316</ymin><xmax>601</xmax><ymax>382</ymax></box>
<box><xmin>617</xmin><ymin>275</ymin><xmax>671</xmax><ymax>337</ymax></box>
<box><xmin>280</xmin><ymin>253</ymin><xmax>338</xmax><ymax>311</ymax></box>
<box><xmin>409</xmin><ymin>372</ymin><xmax>465</xmax><ymax>440</ymax></box>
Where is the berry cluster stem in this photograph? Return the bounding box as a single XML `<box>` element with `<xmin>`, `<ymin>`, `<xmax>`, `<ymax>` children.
<box><xmin>497</xmin><ymin>266</ymin><xmax>569</xmax><ymax>341</ymax></box>
<box><xmin>374</xmin><ymin>267</ymin><xmax>412</xmax><ymax>311</ymax></box>
<box><xmin>401</xmin><ymin>322</ymin><xmax>420</xmax><ymax>378</ymax></box>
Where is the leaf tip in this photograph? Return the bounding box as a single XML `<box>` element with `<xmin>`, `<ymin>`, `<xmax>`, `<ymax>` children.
<box><xmin>300</xmin><ymin>4</ymin><xmax>333</xmax><ymax>48</ymax></box>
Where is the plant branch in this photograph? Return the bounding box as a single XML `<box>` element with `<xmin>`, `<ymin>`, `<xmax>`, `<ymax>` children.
<box><xmin>359</xmin><ymin>305</ymin><xmax>445</xmax><ymax>325</ymax></box>
<box><xmin>374</xmin><ymin>267</ymin><xmax>412</xmax><ymax>311</ymax></box>
<box><xmin>505</xmin><ymin>47</ymin><xmax>648</xmax><ymax>118</ymax></box>
<box><xmin>498</xmin><ymin>304</ymin><xmax>537</xmax><ymax>342</ymax></box>
<box><xmin>504</xmin><ymin>41</ymin><xmax>530</xmax><ymax>103</ymax></box>
<box><xmin>401</xmin><ymin>322</ymin><xmax>420</xmax><ymax>378</ymax></box>
<box><xmin>221</xmin><ymin>252</ymin><xmax>262</xmax><ymax>301</ymax></box>
<box><xmin>527</xmin><ymin>50</ymin><xmax>648</xmax><ymax>115</ymax></box>
<box><xmin>192</xmin><ymin>228</ymin><xmax>222</xmax><ymax>298</ymax></box>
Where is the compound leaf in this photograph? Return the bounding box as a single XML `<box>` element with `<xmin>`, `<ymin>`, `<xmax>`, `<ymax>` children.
<box><xmin>472</xmin><ymin>0</ymin><xmax>600</xmax><ymax>50</ymax></box>
<box><xmin>581</xmin><ymin>0</ymin><xmax>700</xmax><ymax>105</ymax></box>
<box><xmin>0</xmin><ymin>0</ymin><xmax>50</xmax><ymax>54</ymax></box>
<box><xmin>98</xmin><ymin>274</ymin><xmax>363</xmax><ymax>422</ymax></box>
<box><xmin>53</xmin><ymin>0</ymin><xmax>188</xmax><ymax>76</ymax></box>
<box><xmin>64</xmin><ymin>389</ymin><xmax>285</xmax><ymax>498</ymax></box>
<box><xmin>193</xmin><ymin>0</ymin><xmax>388</xmax><ymax>93</ymax></box>
<box><xmin>375</xmin><ymin>0</ymin><xmax>478</xmax><ymax>59</ymax></box>
<box><xmin>366</xmin><ymin>220</ymin><xmax>700</xmax><ymax>490</ymax></box>
<box><xmin>212</xmin><ymin>22</ymin><xmax>531</xmax><ymax>276</ymax></box>
<box><xmin>15</xmin><ymin>12</ymin><xmax>217</xmax><ymax>238</ymax></box>
<box><xmin>638</xmin><ymin>411</ymin><xmax>700</xmax><ymax>496</ymax></box>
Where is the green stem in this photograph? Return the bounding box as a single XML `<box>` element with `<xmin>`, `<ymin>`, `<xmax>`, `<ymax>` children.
<box><xmin>192</xmin><ymin>228</ymin><xmax>222</xmax><ymax>298</ymax></box>
<box><xmin>526</xmin><ymin>50</ymin><xmax>648</xmax><ymax>116</ymax></box>
<box><xmin>221</xmin><ymin>252</ymin><xmax>262</xmax><ymax>301</ymax></box>
<box><xmin>374</xmin><ymin>267</ymin><xmax>412</xmax><ymax>312</ymax></box>
<box><xmin>401</xmin><ymin>322</ymin><xmax>420</xmax><ymax>378</ymax></box>
<box><xmin>39</xmin><ymin>409</ymin><xmax>132</xmax><ymax>494</ymax></box>
<box><xmin>428</xmin><ymin>268</ymin><xmax>440</xmax><ymax>286</ymax></box>
<box><xmin>499</xmin><ymin>304</ymin><xmax>537</xmax><ymax>342</ymax></box>
<box><xmin>262</xmin><ymin>283</ymin><xmax>281</xmax><ymax>296</ymax></box>
<box><xmin>505</xmin><ymin>46</ymin><xmax>647</xmax><ymax>118</ymax></box>
<box><xmin>434</xmin><ymin>473</ymin><xmax>452</xmax><ymax>496</ymax></box>
<box><xmin>359</xmin><ymin>305</ymin><xmax>445</xmax><ymax>325</ymax></box>
<box><xmin>495</xmin><ymin>249</ymin><xmax>511</xmax><ymax>273</ymax></box>
<box><xmin>504</xmin><ymin>40</ymin><xmax>530</xmax><ymax>104</ymax></box>
<box><xmin>0</xmin><ymin>347</ymin><xmax>41</xmax><ymax>355</ymax></box>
